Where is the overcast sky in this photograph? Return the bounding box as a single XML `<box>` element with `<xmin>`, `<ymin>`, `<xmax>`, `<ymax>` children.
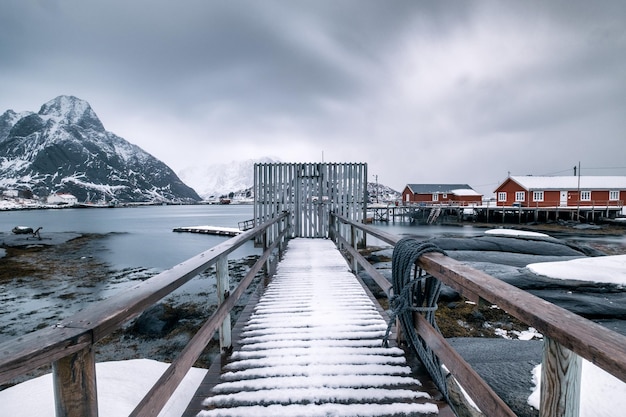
<box><xmin>1</xmin><ymin>1</ymin><xmax>625</xmax><ymax>195</ymax></box>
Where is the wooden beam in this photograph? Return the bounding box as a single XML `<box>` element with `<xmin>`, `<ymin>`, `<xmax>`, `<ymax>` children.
<box><xmin>414</xmin><ymin>314</ymin><xmax>516</xmax><ymax>417</ymax></box>
<box><xmin>52</xmin><ymin>345</ymin><xmax>98</xmax><ymax>417</ymax></box>
<box><xmin>216</xmin><ymin>254</ymin><xmax>231</xmax><ymax>352</ymax></box>
<box><xmin>419</xmin><ymin>252</ymin><xmax>626</xmax><ymax>383</ymax></box>
<box><xmin>129</xmin><ymin>229</ymin><xmax>288</xmax><ymax>417</ymax></box>
<box><xmin>0</xmin><ymin>327</ymin><xmax>91</xmax><ymax>383</ymax></box>
<box><xmin>540</xmin><ymin>337</ymin><xmax>582</xmax><ymax>417</ymax></box>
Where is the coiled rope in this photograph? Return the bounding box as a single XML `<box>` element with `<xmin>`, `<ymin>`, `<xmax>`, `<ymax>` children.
<box><xmin>383</xmin><ymin>237</ymin><xmax>450</xmax><ymax>400</ymax></box>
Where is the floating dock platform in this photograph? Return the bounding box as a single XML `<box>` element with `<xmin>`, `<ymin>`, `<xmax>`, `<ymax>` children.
<box><xmin>173</xmin><ymin>225</ymin><xmax>242</xmax><ymax>236</ymax></box>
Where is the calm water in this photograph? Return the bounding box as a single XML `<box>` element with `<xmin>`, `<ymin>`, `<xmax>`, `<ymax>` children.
<box><xmin>2</xmin><ymin>205</ymin><xmax>625</xmax><ymax>270</ymax></box>
<box><xmin>0</xmin><ymin>204</ymin><xmax>258</xmax><ymax>270</ymax></box>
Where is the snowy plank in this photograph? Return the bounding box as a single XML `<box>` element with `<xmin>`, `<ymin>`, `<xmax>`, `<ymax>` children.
<box><xmin>197</xmin><ymin>238</ymin><xmax>439</xmax><ymax>417</ymax></box>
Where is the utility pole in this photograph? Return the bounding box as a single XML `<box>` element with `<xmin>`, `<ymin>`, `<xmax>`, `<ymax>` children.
<box><xmin>576</xmin><ymin>161</ymin><xmax>581</xmax><ymax>221</ymax></box>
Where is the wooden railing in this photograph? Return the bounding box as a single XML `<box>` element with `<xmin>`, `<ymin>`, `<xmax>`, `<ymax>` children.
<box><xmin>0</xmin><ymin>212</ymin><xmax>290</xmax><ymax>417</ymax></box>
<box><xmin>330</xmin><ymin>212</ymin><xmax>626</xmax><ymax>417</ymax></box>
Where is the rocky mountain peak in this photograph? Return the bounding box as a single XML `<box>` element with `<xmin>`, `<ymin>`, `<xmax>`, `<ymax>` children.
<box><xmin>38</xmin><ymin>95</ymin><xmax>104</xmax><ymax>131</ymax></box>
<box><xmin>0</xmin><ymin>96</ymin><xmax>200</xmax><ymax>203</ymax></box>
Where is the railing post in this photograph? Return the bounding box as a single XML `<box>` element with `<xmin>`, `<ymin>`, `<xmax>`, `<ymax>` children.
<box><xmin>52</xmin><ymin>345</ymin><xmax>98</xmax><ymax>417</ymax></box>
<box><xmin>216</xmin><ymin>254</ymin><xmax>231</xmax><ymax>352</ymax></box>
<box><xmin>540</xmin><ymin>337</ymin><xmax>582</xmax><ymax>417</ymax></box>
<box><xmin>350</xmin><ymin>224</ymin><xmax>357</xmax><ymax>273</ymax></box>
<box><xmin>278</xmin><ymin>218</ymin><xmax>285</xmax><ymax>260</ymax></box>
<box><xmin>263</xmin><ymin>230</ymin><xmax>271</xmax><ymax>276</ymax></box>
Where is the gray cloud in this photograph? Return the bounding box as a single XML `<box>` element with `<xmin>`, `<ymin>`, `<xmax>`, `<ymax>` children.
<box><xmin>1</xmin><ymin>0</ymin><xmax>625</xmax><ymax>194</ymax></box>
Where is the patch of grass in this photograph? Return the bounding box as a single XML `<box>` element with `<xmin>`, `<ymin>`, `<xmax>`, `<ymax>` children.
<box><xmin>436</xmin><ymin>301</ymin><xmax>528</xmax><ymax>338</ymax></box>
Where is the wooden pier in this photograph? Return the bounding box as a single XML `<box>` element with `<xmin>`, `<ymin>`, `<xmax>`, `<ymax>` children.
<box><xmin>185</xmin><ymin>239</ymin><xmax>445</xmax><ymax>416</ymax></box>
<box><xmin>173</xmin><ymin>225</ymin><xmax>243</xmax><ymax>236</ymax></box>
<box><xmin>367</xmin><ymin>203</ymin><xmax>624</xmax><ymax>225</ymax></box>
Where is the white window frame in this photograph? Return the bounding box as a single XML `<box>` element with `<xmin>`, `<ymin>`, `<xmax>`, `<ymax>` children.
<box><xmin>432</xmin><ymin>193</ymin><xmax>439</xmax><ymax>201</ymax></box>
<box><xmin>609</xmin><ymin>190</ymin><xmax>619</xmax><ymax>201</ymax></box>
<box><xmin>533</xmin><ymin>191</ymin><xmax>544</xmax><ymax>202</ymax></box>
<box><xmin>580</xmin><ymin>191</ymin><xmax>591</xmax><ymax>201</ymax></box>
<box><xmin>442</xmin><ymin>193</ymin><xmax>447</xmax><ymax>199</ymax></box>
<box><xmin>497</xmin><ymin>192</ymin><xmax>507</xmax><ymax>202</ymax></box>
<box><xmin>515</xmin><ymin>191</ymin><xmax>525</xmax><ymax>202</ymax></box>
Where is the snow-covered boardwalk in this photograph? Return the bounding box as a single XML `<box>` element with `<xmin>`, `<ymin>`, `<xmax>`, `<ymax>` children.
<box><xmin>194</xmin><ymin>238</ymin><xmax>440</xmax><ymax>417</ymax></box>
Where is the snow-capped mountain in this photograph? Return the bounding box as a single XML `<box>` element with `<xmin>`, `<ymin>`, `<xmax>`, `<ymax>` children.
<box><xmin>367</xmin><ymin>182</ymin><xmax>401</xmax><ymax>203</ymax></box>
<box><xmin>178</xmin><ymin>157</ymin><xmax>279</xmax><ymax>200</ymax></box>
<box><xmin>0</xmin><ymin>95</ymin><xmax>200</xmax><ymax>203</ymax></box>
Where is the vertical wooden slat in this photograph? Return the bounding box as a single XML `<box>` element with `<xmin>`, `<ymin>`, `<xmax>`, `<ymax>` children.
<box><xmin>294</xmin><ymin>164</ymin><xmax>300</xmax><ymax>237</ymax></box>
<box><xmin>540</xmin><ymin>337</ymin><xmax>582</xmax><ymax>417</ymax></box>
<box><xmin>52</xmin><ymin>345</ymin><xmax>98</xmax><ymax>417</ymax></box>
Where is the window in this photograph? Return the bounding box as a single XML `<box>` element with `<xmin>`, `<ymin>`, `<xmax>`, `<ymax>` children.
<box><xmin>610</xmin><ymin>191</ymin><xmax>620</xmax><ymax>201</ymax></box>
<box><xmin>442</xmin><ymin>193</ymin><xmax>447</xmax><ymax>199</ymax></box>
<box><xmin>580</xmin><ymin>191</ymin><xmax>591</xmax><ymax>201</ymax></box>
<box><xmin>515</xmin><ymin>191</ymin><xmax>525</xmax><ymax>202</ymax></box>
<box><xmin>432</xmin><ymin>193</ymin><xmax>439</xmax><ymax>201</ymax></box>
<box><xmin>533</xmin><ymin>191</ymin><xmax>544</xmax><ymax>202</ymax></box>
<box><xmin>498</xmin><ymin>192</ymin><xmax>506</xmax><ymax>202</ymax></box>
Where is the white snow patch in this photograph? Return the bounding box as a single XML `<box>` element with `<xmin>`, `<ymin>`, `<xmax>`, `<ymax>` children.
<box><xmin>528</xmin><ymin>254</ymin><xmax>626</xmax><ymax>285</ymax></box>
<box><xmin>0</xmin><ymin>359</ymin><xmax>207</xmax><ymax>417</ymax></box>
<box><xmin>528</xmin><ymin>360</ymin><xmax>626</xmax><ymax>416</ymax></box>
<box><xmin>485</xmin><ymin>228</ymin><xmax>550</xmax><ymax>238</ymax></box>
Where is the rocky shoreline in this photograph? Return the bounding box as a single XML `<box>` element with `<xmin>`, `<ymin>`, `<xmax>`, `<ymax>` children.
<box><xmin>0</xmin><ymin>232</ymin><xmax>263</xmax><ymax>388</ymax></box>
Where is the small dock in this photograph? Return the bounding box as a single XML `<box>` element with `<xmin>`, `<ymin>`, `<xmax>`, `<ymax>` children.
<box><xmin>173</xmin><ymin>225</ymin><xmax>242</xmax><ymax>236</ymax></box>
<box><xmin>185</xmin><ymin>239</ymin><xmax>442</xmax><ymax>417</ymax></box>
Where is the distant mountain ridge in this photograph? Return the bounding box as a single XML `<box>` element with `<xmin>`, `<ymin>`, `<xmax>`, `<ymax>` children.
<box><xmin>0</xmin><ymin>95</ymin><xmax>200</xmax><ymax>203</ymax></box>
<box><xmin>178</xmin><ymin>157</ymin><xmax>280</xmax><ymax>199</ymax></box>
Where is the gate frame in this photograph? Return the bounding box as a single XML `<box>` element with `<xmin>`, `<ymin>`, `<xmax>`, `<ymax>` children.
<box><xmin>254</xmin><ymin>162</ymin><xmax>368</xmax><ymax>238</ymax></box>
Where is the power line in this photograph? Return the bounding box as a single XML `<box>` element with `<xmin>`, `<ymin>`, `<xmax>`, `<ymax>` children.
<box><xmin>583</xmin><ymin>166</ymin><xmax>626</xmax><ymax>171</ymax></box>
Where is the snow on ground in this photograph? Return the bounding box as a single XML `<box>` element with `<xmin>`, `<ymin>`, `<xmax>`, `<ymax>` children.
<box><xmin>528</xmin><ymin>254</ymin><xmax>626</xmax><ymax>285</ymax></box>
<box><xmin>528</xmin><ymin>360</ymin><xmax>626</xmax><ymax>417</ymax></box>
<box><xmin>524</xmin><ymin>254</ymin><xmax>626</xmax><ymax>415</ymax></box>
<box><xmin>0</xmin><ymin>359</ymin><xmax>207</xmax><ymax>417</ymax></box>
<box><xmin>484</xmin><ymin>228</ymin><xmax>549</xmax><ymax>238</ymax></box>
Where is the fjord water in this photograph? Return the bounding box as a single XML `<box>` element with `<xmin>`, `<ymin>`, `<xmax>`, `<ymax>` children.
<box><xmin>0</xmin><ymin>204</ymin><xmax>259</xmax><ymax>270</ymax></box>
<box><xmin>3</xmin><ymin>204</ymin><xmax>624</xmax><ymax>271</ymax></box>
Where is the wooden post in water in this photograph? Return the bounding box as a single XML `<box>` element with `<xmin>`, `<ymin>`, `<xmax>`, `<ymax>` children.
<box><xmin>540</xmin><ymin>337</ymin><xmax>582</xmax><ymax>417</ymax></box>
<box><xmin>216</xmin><ymin>254</ymin><xmax>232</xmax><ymax>352</ymax></box>
<box><xmin>52</xmin><ymin>345</ymin><xmax>98</xmax><ymax>417</ymax></box>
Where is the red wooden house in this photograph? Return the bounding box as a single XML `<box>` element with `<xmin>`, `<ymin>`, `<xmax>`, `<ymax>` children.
<box><xmin>494</xmin><ymin>176</ymin><xmax>626</xmax><ymax>207</ymax></box>
<box><xmin>402</xmin><ymin>184</ymin><xmax>482</xmax><ymax>206</ymax></box>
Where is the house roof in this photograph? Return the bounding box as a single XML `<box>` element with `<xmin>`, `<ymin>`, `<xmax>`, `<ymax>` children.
<box><xmin>505</xmin><ymin>176</ymin><xmax>626</xmax><ymax>191</ymax></box>
<box><xmin>406</xmin><ymin>184</ymin><xmax>481</xmax><ymax>196</ymax></box>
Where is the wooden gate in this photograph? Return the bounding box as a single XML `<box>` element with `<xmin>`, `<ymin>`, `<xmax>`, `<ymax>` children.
<box><xmin>254</xmin><ymin>163</ymin><xmax>368</xmax><ymax>238</ymax></box>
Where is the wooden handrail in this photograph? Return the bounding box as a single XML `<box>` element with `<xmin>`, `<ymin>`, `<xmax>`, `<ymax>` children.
<box><xmin>0</xmin><ymin>212</ymin><xmax>289</xmax><ymax>417</ymax></box>
<box><xmin>331</xmin><ymin>212</ymin><xmax>626</xmax><ymax>416</ymax></box>
<box><xmin>130</xmin><ymin>226</ymin><xmax>289</xmax><ymax>417</ymax></box>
